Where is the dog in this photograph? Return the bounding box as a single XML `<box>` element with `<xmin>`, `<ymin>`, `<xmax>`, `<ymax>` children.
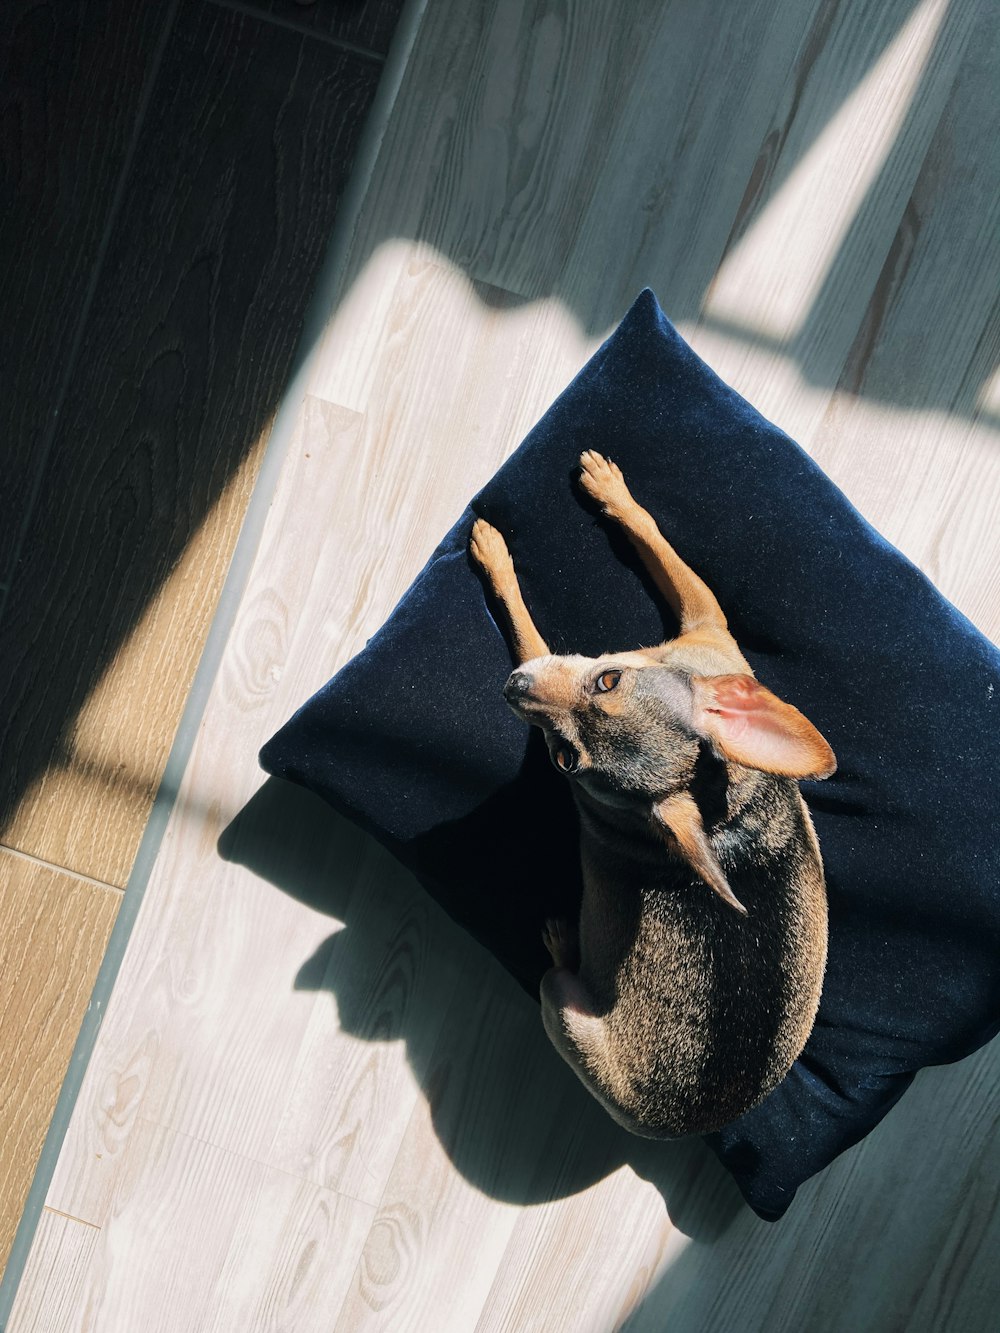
<box><xmin>469</xmin><ymin>450</ymin><xmax>835</xmax><ymax>1137</ymax></box>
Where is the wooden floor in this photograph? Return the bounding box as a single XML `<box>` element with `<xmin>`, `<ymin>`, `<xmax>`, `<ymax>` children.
<box><xmin>0</xmin><ymin>0</ymin><xmax>400</xmax><ymax>1285</ymax></box>
<box><xmin>6</xmin><ymin>0</ymin><xmax>1000</xmax><ymax>1327</ymax></box>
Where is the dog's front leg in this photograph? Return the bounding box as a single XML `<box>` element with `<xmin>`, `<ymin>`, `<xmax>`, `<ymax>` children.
<box><xmin>577</xmin><ymin>450</ymin><xmax>729</xmax><ymax>636</ymax></box>
<box><xmin>470</xmin><ymin>518</ymin><xmax>550</xmax><ymax>663</ymax></box>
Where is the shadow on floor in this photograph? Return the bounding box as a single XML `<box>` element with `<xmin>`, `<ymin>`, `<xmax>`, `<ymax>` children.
<box><xmin>219</xmin><ymin>774</ymin><xmax>745</xmax><ymax>1244</ymax></box>
<box><xmin>221</xmin><ymin>773</ymin><xmax>1000</xmax><ymax>1326</ymax></box>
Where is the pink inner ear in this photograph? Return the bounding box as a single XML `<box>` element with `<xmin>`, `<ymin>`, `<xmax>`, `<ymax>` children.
<box><xmin>693</xmin><ymin>675</ymin><xmax>836</xmax><ymax>779</ymax></box>
<box><xmin>702</xmin><ymin>674</ymin><xmax>765</xmax><ymax>715</ymax></box>
<box><xmin>715</xmin><ymin>707</ymin><xmax>807</xmax><ymax>771</ymax></box>
<box><xmin>702</xmin><ymin>677</ymin><xmax>777</xmax><ymax>748</ymax></box>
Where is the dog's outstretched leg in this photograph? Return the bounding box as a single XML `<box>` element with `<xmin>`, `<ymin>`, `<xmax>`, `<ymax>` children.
<box><xmin>470</xmin><ymin>518</ymin><xmax>550</xmax><ymax>664</ymax></box>
<box><xmin>577</xmin><ymin>450</ymin><xmax>729</xmax><ymax>636</ymax></box>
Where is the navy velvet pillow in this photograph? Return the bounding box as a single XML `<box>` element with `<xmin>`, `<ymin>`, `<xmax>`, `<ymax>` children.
<box><xmin>260</xmin><ymin>290</ymin><xmax>1000</xmax><ymax>1219</ymax></box>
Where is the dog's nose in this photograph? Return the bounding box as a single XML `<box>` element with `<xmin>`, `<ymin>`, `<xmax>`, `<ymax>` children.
<box><xmin>503</xmin><ymin>669</ymin><xmax>534</xmax><ymax>704</ymax></box>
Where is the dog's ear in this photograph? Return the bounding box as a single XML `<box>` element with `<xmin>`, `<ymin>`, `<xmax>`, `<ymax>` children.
<box><xmin>691</xmin><ymin>674</ymin><xmax>836</xmax><ymax>780</ymax></box>
<box><xmin>654</xmin><ymin>792</ymin><xmax>747</xmax><ymax>915</ymax></box>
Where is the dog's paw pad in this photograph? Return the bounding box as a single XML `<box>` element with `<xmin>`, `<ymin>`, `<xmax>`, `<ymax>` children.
<box><xmin>578</xmin><ymin>451</ymin><xmax>628</xmax><ymax>509</ymax></box>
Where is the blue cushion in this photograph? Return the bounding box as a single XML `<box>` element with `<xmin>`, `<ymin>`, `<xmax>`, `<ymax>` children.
<box><xmin>260</xmin><ymin>290</ymin><xmax>1000</xmax><ymax>1219</ymax></box>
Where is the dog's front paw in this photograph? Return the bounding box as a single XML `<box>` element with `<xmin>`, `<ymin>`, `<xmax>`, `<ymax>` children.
<box><xmin>469</xmin><ymin>518</ymin><xmax>514</xmax><ymax>579</ymax></box>
<box><xmin>542</xmin><ymin>917</ymin><xmax>579</xmax><ymax>970</ymax></box>
<box><xmin>578</xmin><ymin>450</ymin><xmax>632</xmax><ymax>516</ymax></box>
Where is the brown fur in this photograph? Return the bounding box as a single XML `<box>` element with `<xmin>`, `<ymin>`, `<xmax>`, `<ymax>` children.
<box><xmin>469</xmin><ymin>451</ymin><xmax>834</xmax><ymax>1136</ymax></box>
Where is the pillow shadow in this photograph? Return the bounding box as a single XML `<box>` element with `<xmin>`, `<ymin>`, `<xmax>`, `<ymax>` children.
<box><xmin>219</xmin><ymin>774</ymin><xmax>744</xmax><ymax>1244</ymax></box>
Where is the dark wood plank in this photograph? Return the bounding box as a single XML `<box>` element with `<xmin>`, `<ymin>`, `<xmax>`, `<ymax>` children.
<box><xmin>0</xmin><ymin>0</ymin><xmax>170</xmax><ymax>582</ymax></box>
<box><xmin>0</xmin><ymin>0</ymin><xmax>382</xmax><ymax>882</ymax></box>
<box><xmin>235</xmin><ymin>0</ymin><xmax>404</xmax><ymax>56</ymax></box>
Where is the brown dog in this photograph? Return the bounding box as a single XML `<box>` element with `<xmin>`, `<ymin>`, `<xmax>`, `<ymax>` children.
<box><xmin>469</xmin><ymin>451</ymin><xmax>835</xmax><ymax>1137</ymax></box>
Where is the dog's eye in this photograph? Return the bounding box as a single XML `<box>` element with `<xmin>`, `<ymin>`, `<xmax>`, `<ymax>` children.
<box><xmin>554</xmin><ymin>746</ymin><xmax>576</xmax><ymax>773</ymax></box>
<box><xmin>596</xmin><ymin>669</ymin><xmax>621</xmax><ymax>693</ymax></box>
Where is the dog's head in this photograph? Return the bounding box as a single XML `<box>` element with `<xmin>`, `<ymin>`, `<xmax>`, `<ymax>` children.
<box><xmin>504</xmin><ymin>650</ymin><xmax>699</xmax><ymax>803</ymax></box>
<box><xmin>505</xmin><ymin>652</ymin><xmax>835</xmax><ymax>911</ymax></box>
<box><xmin>505</xmin><ymin>652</ymin><xmax>834</xmax><ymax>792</ymax></box>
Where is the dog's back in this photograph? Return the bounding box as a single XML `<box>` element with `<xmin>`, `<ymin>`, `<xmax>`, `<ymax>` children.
<box><xmin>575</xmin><ymin>771</ymin><xmax>827</xmax><ymax>1137</ymax></box>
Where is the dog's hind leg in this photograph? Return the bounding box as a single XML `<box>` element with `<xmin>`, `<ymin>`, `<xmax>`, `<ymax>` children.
<box><xmin>470</xmin><ymin>518</ymin><xmax>550</xmax><ymax>663</ymax></box>
<box><xmin>539</xmin><ymin>919</ymin><xmax>650</xmax><ymax>1135</ymax></box>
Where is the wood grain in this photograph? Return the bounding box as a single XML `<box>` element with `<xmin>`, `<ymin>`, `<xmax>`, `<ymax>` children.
<box><xmin>332</xmin><ymin>950</ymin><xmax>691</xmax><ymax>1331</ymax></box>
<box><xmin>4</xmin><ymin>1209</ymin><xmax>99</xmax><ymax>1333</ymax></box>
<box><xmin>8</xmin><ymin>0</ymin><xmax>1000</xmax><ymax>1327</ymax></box>
<box><xmin>414</xmin><ymin>0</ymin><xmax>814</xmax><ymax>321</ymax></box>
<box><xmin>36</xmin><ymin>395</ymin><xmax>464</xmax><ymax>1229</ymax></box>
<box><xmin>620</xmin><ymin>1042</ymin><xmax>1000</xmax><ymax>1331</ymax></box>
<box><xmin>0</xmin><ymin>2</ymin><xmax>382</xmax><ymax>886</ymax></box>
<box><xmin>15</xmin><ymin>1120</ymin><xmax>374</xmax><ymax>1333</ymax></box>
<box><xmin>0</xmin><ymin>0</ymin><xmax>169</xmax><ymax>582</ymax></box>
<box><xmin>0</xmin><ymin>852</ymin><xmax>120</xmax><ymax>1276</ymax></box>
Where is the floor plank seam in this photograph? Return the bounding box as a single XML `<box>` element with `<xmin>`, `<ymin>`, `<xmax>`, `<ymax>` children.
<box><xmin>207</xmin><ymin>0</ymin><xmax>387</xmax><ymax>64</ymax></box>
<box><xmin>0</xmin><ymin>0</ymin><xmax>182</xmax><ymax>633</ymax></box>
<box><xmin>353</xmin><ymin>1070</ymin><xmax>438</xmax><ymax>1223</ymax></box>
<box><xmin>133</xmin><ymin>1116</ymin><xmax>379</xmax><ymax>1214</ymax></box>
<box><xmin>40</xmin><ymin>1208</ymin><xmax>101</xmax><ymax>1233</ymax></box>
<box><xmin>0</xmin><ymin>844</ymin><xmax>124</xmax><ymax>896</ymax></box>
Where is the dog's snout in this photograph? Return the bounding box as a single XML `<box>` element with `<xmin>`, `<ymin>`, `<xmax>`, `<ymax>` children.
<box><xmin>503</xmin><ymin>669</ymin><xmax>533</xmax><ymax>704</ymax></box>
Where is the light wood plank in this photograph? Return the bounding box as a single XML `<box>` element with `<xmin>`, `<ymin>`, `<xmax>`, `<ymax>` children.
<box><xmin>259</xmin><ymin>828</ymin><xmax>462</xmax><ymax>1206</ymax></box>
<box><xmin>10</xmin><ymin>1120</ymin><xmax>374</xmax><ymax>1333</ymax></box>
<box><xmin>476</xmin><ymin>1133</ymin><xmax>734</xmax><ymax>1331</ymax></box>
<box><xmin>330</xmin><ymin>959</ymin><xmax>542</xmax><ymax>1331</ymax></box>
<box><xmin>38</xmin><ymin>401</ymin><xmax>399</xmax><ymax>1227</ymax></box>
<box><xmin>689</xmin><ymin>0</ymin><xmax>980</xmax><ymax>449</ymax></box>
<box><xmin>560</xmin><ymin>0</ymin><xmax>832</xmax><ymax>331</ymax></box>
<box><xmin>620</xmin><ymin>1042</ymin><xmax>1000</xmax><ymax>1332</ymax></box>
<box><xmin>5</xmin><ymin>1209</ymin><xmax>100</xmax><ymax>1333</ymax></box>
<box><xmin>333</xmin><ymin>940</ymin><xmax>729</xmax><ymax>1329</ymax></box>
<box><xmin>308</xmin><ymin>0</ymin><xmax>821</xmax><ymax>408</ymax></box>
<box><xmin>476</xmin><ymin>1173</ymin><xmax>676</xmax><ymax>1333</ymax></box>
<box><xmin>0</xmin><ymin>852</ymin><xmax>120</xmax><ymax>1275</ymax></box>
